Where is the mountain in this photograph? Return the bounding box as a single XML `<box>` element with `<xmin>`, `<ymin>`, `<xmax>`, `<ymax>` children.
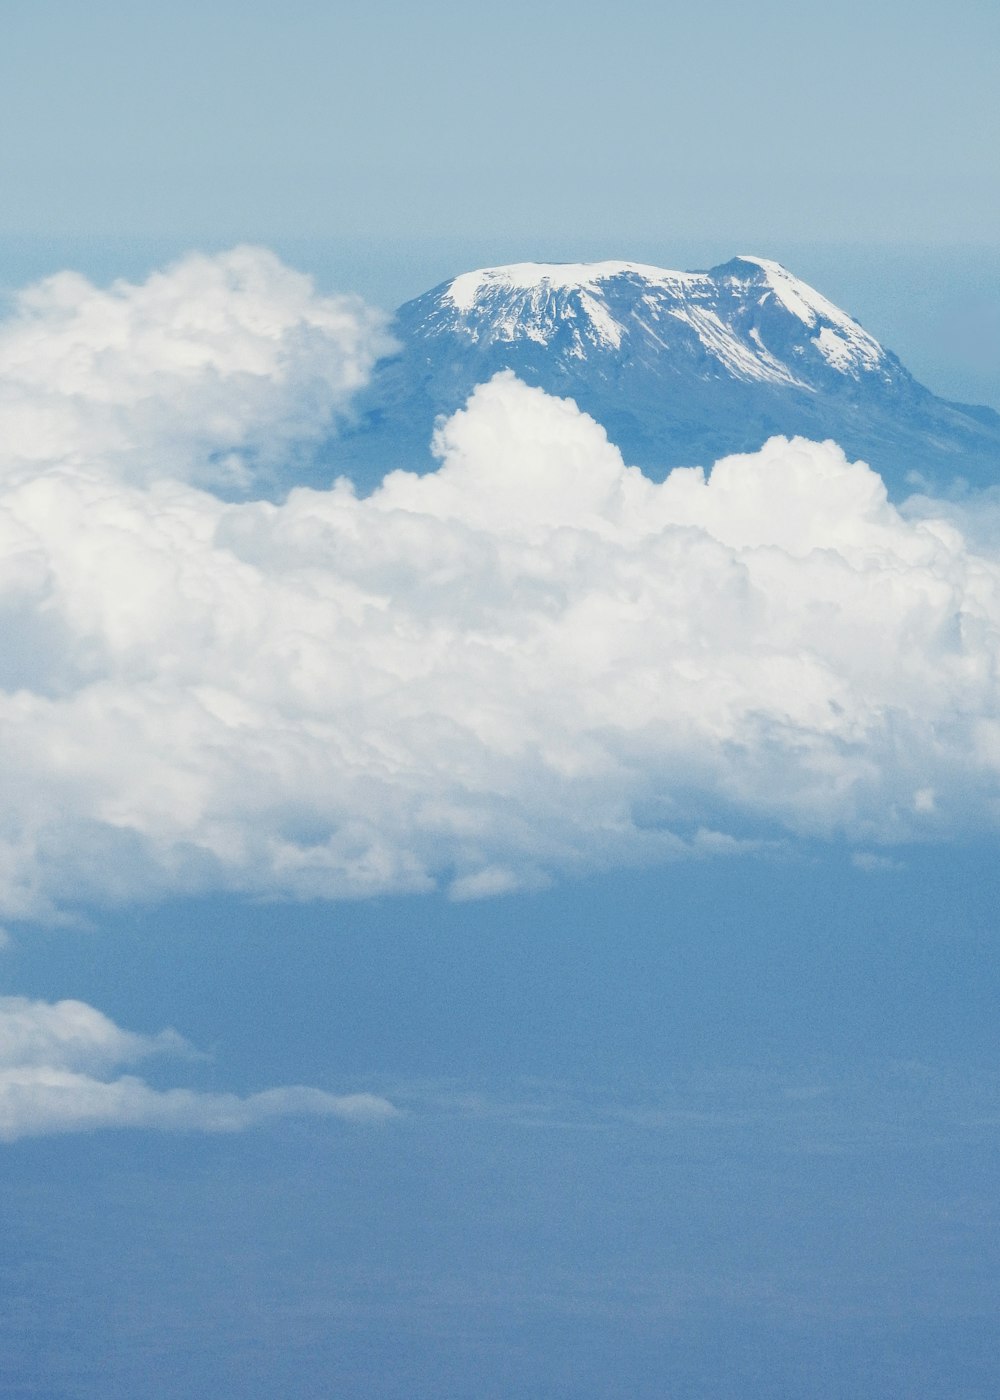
<box><xmin>332</xmin><ymin>255</ymin><xmax>1000</xmax><ymax>497</ymax></box>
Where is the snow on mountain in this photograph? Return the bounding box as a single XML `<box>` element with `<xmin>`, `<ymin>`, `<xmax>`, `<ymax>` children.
<box><xmin>735</xmin><ymin>255</ymin><xmax>885</xmax><ymax>370</ymax></box>
<box><xmin>332</xmin><ymin>255</ymin><xmax>1000</xmax><ymax>498</ymax></box>
<box><xmin>431</xmin><ymin>255</ymin><xmax>891</xmax><ymax>388</ymax></box>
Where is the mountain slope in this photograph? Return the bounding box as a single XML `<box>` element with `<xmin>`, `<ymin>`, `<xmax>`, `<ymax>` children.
<box><xmin>333</xmin><ymin>256</ymin><xmax>1000</xmax><ymax>497</ymax></box>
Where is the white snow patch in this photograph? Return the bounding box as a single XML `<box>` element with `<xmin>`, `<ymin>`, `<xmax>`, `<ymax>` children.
<box><xmin>668</xmin><ymin>305</ymin><xmax>810</xmax><ymax>387</ymax></box>
<box><xmin>444</xmin><ymin>261</ymin><xmax>703</xmax><ymax>312</ymax></box>
<box><xmin>736</xmin><ymin>255</ymin><xmax>886</xmax><ymax>373</ymax></box>
<box><xmin>812</xmin><ymin>324</ymin><xmax>884</xmax><ymax>376</ymax></box>
<box><xmin>577</xmin><ymin>291</ymin><xmax>624</xmax><ymax>349</ymax></box>
<box><xmin>814</xmin><ymin>326</ymin><xmax>856</xmax><ymax>373</ymax></box>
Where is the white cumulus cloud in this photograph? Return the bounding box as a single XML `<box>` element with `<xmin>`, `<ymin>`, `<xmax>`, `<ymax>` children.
<box><xmin>0</xmin><ymin>245</ymin><xmax>392</xmax><ymax>494</ymax></box>
<box><xmin>0</xmin><ymin>995</ymin><xmax>397</xmax><ymax>1141</ymax></box>
<box><xmin>0</xmin><ymin>251</ymin><xmax>999</xmax><ymax>919</ymax></box>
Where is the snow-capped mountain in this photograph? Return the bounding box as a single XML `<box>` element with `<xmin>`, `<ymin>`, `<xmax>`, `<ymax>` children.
<box><xmin>334</xmin><ymin>256</ymin><xmax>1000</xmax><ymax>496</ymax></box>
<box><xmin>432</xmin><ymin>256</ymin><xmax>893</xmax><ymax>387</ymax></box>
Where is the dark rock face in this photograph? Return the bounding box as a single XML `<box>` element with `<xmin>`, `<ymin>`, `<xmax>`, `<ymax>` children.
<box><xmin>330</xmin><ymin>255</ymin><xmax>1000</xmax><ymax>499</ymax></box>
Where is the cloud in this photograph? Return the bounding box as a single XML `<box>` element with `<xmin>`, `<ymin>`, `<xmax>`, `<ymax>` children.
<box><xmin>1</xmin><ymin>252</ymin><xmax>1000</xmax><ymax>917</ymax></box>
<box><xmin>0</xmin><ymin>995</ymin><xmax>397</xmax><ymax>1141</ymax></box>
<box><xmin>850</xmin><ymin>851</ymin><xmax>905</xmax><ymax>874</ymax></box>
<box><xmin>0</xmin><ymin>246</ymin><xmax>392</xmax><ymax>495</ymax></box>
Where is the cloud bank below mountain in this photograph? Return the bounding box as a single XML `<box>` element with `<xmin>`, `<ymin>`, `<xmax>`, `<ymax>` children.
<box><xmin>1</xmin><ymin>249</ymin><xmax>1000</xmax><ymax>920</ymax></box>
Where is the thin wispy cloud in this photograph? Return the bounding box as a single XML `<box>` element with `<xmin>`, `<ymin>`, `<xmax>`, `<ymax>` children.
<box><xmin>0</xmin><ymin>995</ymin><xmax>397</xmax><ymax>1141</ymax></box>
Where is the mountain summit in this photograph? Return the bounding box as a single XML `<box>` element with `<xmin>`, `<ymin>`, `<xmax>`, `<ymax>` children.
<box><xmin>435</xmin><ymin>255</ymin><xmax>893</xmax><ymax>388</ymax></box>
<box><xmin>335</xmin><ymin>256</ymin><xmax>1000</xmax><ymax>496</ymax></box>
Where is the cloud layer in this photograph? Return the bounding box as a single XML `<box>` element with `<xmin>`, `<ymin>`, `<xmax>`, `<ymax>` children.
<box><xmin>0</xmin><ymin>995</ymin><xmax>397</xmax><ymax>1141</ymax></box>
<box><xmin>1</xmin><ymin>249</ymin><xmax>999</xmax><ymax>917</ymax></box>
<box><xmin>0</xmin><ymin>245</ymin><xmax>392</xmax><ymax>494</ymax></box>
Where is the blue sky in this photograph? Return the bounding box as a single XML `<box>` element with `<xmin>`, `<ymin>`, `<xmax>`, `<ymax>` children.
<box><xmin>3</xmin><ymin>0</ymin><xmax>998</xmax><ymax>247</ymax></box>
<box><xmin>2</xmin><ymin>0</ymin><xmax>998</xmax><ymax>406</ymax></box>
<box><xmin>1</xmin><ymin>3</ymin><xmax>999</xmax><ymax>1397</ymax></box>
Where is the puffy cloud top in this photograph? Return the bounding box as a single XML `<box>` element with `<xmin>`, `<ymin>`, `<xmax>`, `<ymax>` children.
<box><xmin>0</xmin><ymin>246</ymin><xmax>392</xmax><ymax>493</ymax></box>
<box><xmin>0</xmin><ymin>251</ymin><xmax>998</xmax><ymax>921</ymax></box>
<box><xmin>0</xmin><ymin>995</ymin><xmax>183</xmax><ymax>1072</ymax></box>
